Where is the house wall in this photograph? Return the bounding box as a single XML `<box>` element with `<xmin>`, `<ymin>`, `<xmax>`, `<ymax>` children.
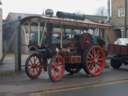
<box><xmin>112</xmin><ymin>0</ymin><xmax>128</xmax><ymax>38</ymax></box>
<box><xmin>112</xmin><ymin>0</ymin><xmax>125</xmax><ymax>27</ymax></box>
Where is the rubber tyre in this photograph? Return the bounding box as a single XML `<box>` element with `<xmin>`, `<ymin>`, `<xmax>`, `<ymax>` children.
<box><xmin>111</xmin><ymin>56</ymin><xmax>122</xmax><ymax>69</ymax></box>
<box><xmin>25</xmin><ymin>53</ymin><xmax>43</xmax><ymax>79</ymax></box>
<box><xmin>83</xmin><ymin>45</ymin><xmax>105</xmax><ymax>76</ymax></box>
<box><xmin>48</xmin><ymin>55</ymin><xmax>65</xmax><ymax>82</ymax></box>
<box><xmin>65</xmin><ymin>64</ymin><xmax>81</xmax><ymax>74</ymax></box>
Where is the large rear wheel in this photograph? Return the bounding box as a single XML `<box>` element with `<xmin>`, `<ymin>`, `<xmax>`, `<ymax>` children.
<box><xmin>48</xmin><ymin>55</ymin><xmax>65</xmax><ymax>82</ymax></box>
<box><xmin>83</xmin><ymin>45</ymin><xmax>105</xmax><ymax>76</ymax></box>
<box><xmin>25</xmin><ymin>53</ymin><xmax>43</xmax><ymax>79</ymax></box>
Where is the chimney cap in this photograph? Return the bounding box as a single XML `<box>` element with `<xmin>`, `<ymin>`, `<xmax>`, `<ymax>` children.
<box><xmin>45</xmin><ymin>9</ymin><xmax>54</xmax><ymax>17</ymax></box>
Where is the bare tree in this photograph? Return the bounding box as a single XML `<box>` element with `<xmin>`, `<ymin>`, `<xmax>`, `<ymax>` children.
<box><xmin>96</xmin><ymin>7</ymin><xmax>107</xmax><ymax>16</ymax></box>
<box><xmin>0</xmin><ymin>0</ymin><xmax>2</xmax><ymax>5</ymax></box>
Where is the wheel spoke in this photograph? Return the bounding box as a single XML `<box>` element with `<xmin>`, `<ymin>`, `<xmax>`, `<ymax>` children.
<box><xmin>88</xmin><ymin>64</ymin><xmax>95</xmax><ymax>70</ymax></box>
<box><xmin>48</xmin><ymin>55</ymin><xmax>64</xmax><ymax>81</ymax></box>
<box><xmin>88</xmin><ymin>53</ymin><xmax>94</xmax><ymax>59</ymax></box>
<box><xmin>25</xmin><ymin>54</ymin><xmax>43</xmax><ymax>79</ymax></box>
<box><xmin>32</xmin><ymin>68</ymin><xmax>35</xmax><ymax>74</ymax></box>
<box><xmin>34</xmin><ymin>56</ymin><xmax>37</xmax><ymax>63</ymax></box>
<box><xmin>87</xmin><ymin>59</ymin><xmax>95</xmax><ymax>64</ymax></box>
<box><xmin>92</xmin><ymin>48</ymin><xmax>97</xmax><ymax>58</ymax></box>
<box><xmin>29</xmin><ymin>59</ymin><xmax>33</xmax><ymax>65</ymax></box>
<box><xmin>85</xmin><ymin>46</ymin><xmax>105</xmax><ymax>76</ymax></box>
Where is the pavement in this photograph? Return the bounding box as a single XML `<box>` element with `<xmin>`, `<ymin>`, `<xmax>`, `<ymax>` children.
<box><xmin>0</xmin><ymin>54</ymin><xmax>128</xmax><ymax>96</ymax></box>
<box><xmin>0</xmin><ymin>54</ymin><xmax>27</xmax><ymax>72</ymax></box>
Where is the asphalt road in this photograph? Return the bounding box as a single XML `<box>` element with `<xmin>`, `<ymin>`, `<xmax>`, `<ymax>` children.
<box><xmin>0</xmin><ymin>69</ymin><xmax>128</xmax><ymax>96</ymax></box>
<box><xmin>27</xmin><ymin>67</ymin><xmax>128</xmax><ymax>96</ymax></box>
<box><xmin>1</xmin><ymin>55</ymin><xmax>128</xmax><ymax>96</ymax></box>
<box><xmin>47</xmin><ymin>79</ymin><xmax>128</xmax><ymax>96</ymax></box>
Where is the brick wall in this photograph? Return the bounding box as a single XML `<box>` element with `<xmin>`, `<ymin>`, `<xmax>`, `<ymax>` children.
<box><xmin>112</xmin><ymin>0</ymin><xmax>125</xmax><ymax>28</ymax></box>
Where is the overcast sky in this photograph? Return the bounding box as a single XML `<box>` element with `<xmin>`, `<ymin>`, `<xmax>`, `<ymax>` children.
<box><xmin>1</xmin><ymin>0</ymin><xmax>108</xmax><ymax>19</ymax></box>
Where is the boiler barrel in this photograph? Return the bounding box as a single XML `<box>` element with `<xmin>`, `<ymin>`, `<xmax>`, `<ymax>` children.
<box><xmin>56</xmin><ymin>11</ymin><xmax>85</xmax><ymax>20</ymax></box>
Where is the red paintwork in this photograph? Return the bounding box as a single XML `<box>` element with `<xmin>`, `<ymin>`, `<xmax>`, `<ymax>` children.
<box><xmin>65</xmin><ymin>56</ymin><xmax>81</xmax><ymax>64</ymax></box>
<box><xmin>86</xmin><ymin>46</ymin><xmax>105</xmax><ymax>76</ymax></box>
<box><xmin>50</xmin><ymin>55</ymin><xmax>65</xmax><ymax>81</ymax></box>
<box><xmin>25</xmin><ymin>54</ymin><xmax>43</xmax><ymax>79</ymax></box>
<box><xmin>109</xmin><ymin>44</ymin><xmax>128</xmax><ymax>55</ymax></box>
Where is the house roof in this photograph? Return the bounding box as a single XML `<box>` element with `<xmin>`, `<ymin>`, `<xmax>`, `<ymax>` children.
<box><xmin>5</xmin><ymin>12</ymin><xmax>111</xmax><ymax>28</ymax></box>
<box><xmin>5</xmin><ymin>12</ymin><xmax>40</xmax><ymax>21</ymax></box>
<box><xmin>20</xmin><ymin>15</ymin><xmax>111</xmax><ymax>29</ymax></box>
<box><xmin>5</xmin><ymin>12</ymin><xmax>109</xmax><ymax>22</ymax></box>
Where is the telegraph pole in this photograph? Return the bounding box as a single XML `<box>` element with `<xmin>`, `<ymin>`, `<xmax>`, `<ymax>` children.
<box><xmin>107</xmin><ymin>0</ymin><xmax>111</xmax><ymax>23</ymax></box>
<box><xmin>15</xmin><ymin>17</ymin><xmax>21</xmax><ymax>72</ymax></box>
<box><xmin>125</xmin><ymin>0</ymin><xmax>127</xmax><ymax>37</ymax></box>
<box><xmin>0</xmin><ymin>0</ymin><xmax>2</xmax><ymax>62</ymax></box>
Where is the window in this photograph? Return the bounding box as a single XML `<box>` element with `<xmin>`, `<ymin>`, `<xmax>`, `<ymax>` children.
<box><xmin>118</xmin><ymin>8</ymin><xmax>125</xmax><ymax>17</ymax></box>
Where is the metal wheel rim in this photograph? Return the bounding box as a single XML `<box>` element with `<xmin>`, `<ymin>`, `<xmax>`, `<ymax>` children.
<box><xmin>50</xmin><ymin>55</ymin><xmax>64</xmax><ymax>81</ymax></box>
<box><xmin>86</xmin><ymin>46</ymin><xmax>105</xmax><ymax>76</ymax></box>
<box><xmin>26</xmin><ymin>55</ymin><xmax>42</xmax><ymax>79</ymax></box>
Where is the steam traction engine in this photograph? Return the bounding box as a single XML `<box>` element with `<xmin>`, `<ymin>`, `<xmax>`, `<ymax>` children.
<box><xmin>21</xmin><ymin>12</ymin><xmax>111</xmax><ymax>82</ymax></box>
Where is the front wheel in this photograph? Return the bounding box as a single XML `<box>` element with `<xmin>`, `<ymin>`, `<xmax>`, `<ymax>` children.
<box><xmin>25</xmin><ymin>53</ymin><xmax>43</xmax><ymax>79</ymax></box>
<box><xmin>83</xmin><ymin>45</ymin><xmax>105</xmax><ymax>76</ymax></box>
<box><xmin>48</xmin><ymin>55</ymin><xmax>65</xmax><ymax>82</ymax></box>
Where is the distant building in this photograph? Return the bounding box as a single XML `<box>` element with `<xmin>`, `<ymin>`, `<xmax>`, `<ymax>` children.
<box><xmin>3</xmin><ymin>12</ymin><xmax>40</xmax><ymax>53</ymax></box>
<box><xmin>5</xmin><ymin>12</ymin><xmax>40</xmax><ymax>22</ymax></box>
<box><xmin>111</xmin><ymin>0</ymin><xmax>128</xmax><ymax>38</ymax></box>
